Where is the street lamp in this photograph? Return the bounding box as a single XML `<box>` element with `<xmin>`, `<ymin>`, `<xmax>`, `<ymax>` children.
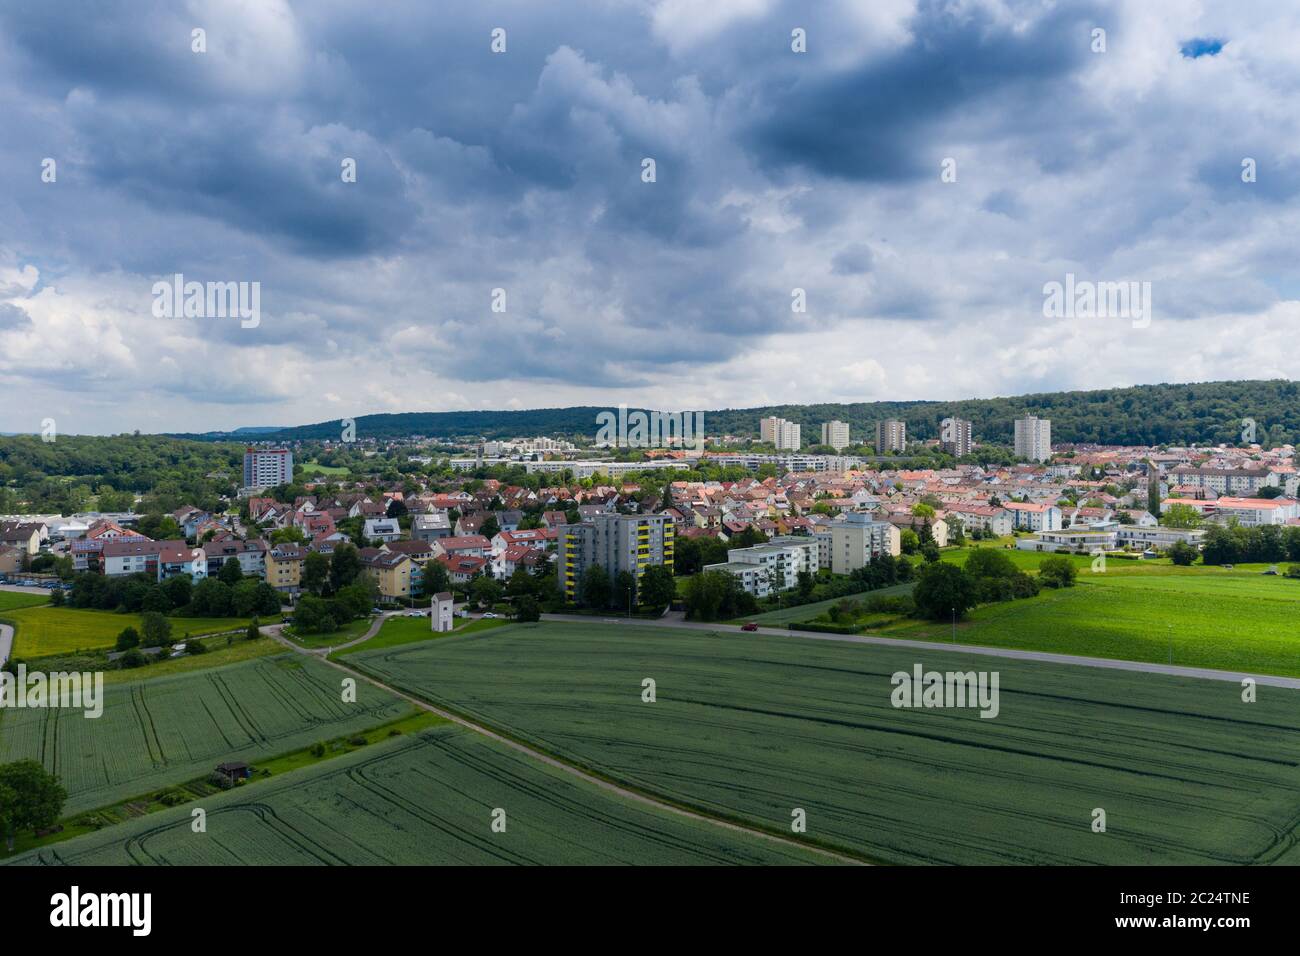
<box><xmin>951</xmin><ymin>606</ymin><xmax>956</xmax><ymax>644</ymax></box>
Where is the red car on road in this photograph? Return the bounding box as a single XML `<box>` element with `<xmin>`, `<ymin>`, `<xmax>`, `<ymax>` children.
<box><xmin>740</xmin><ymin>622</ymin><xmax>759</xmax><ymax>632</ymax></box>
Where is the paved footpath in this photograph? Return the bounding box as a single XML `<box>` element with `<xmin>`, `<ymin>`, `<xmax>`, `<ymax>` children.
<box><xmin>540</xmin><ymin>613</ymin><xmax>1300</xmax><ymax>689</ymax></box>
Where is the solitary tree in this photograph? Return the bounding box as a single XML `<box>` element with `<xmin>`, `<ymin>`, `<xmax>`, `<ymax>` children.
<box><xmin>0</xmin><ymin>760</ymin><xmax>67</xmax><ymax>851</ymax></box>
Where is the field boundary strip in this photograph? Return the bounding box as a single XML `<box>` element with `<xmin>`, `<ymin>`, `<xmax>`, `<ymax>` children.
<box><xmin>540</xmin><ymin>614</ymin><xmax>1300</xmax><ymax>689</ymax></box>
<box><xmin>282</xmin><ymin>631</ymin><xmax>869</xmax><ymax>866</ymax></box>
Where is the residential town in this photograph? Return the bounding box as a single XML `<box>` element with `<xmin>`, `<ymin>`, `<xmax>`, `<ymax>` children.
<box><xmin>4</xmin><ymin>411</ymin><xmax>1299</xmax><ymax>616</ymax></box>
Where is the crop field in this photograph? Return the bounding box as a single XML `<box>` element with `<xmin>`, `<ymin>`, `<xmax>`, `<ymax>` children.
<box><xmin>0</xmin><ymin>654</ymin><xmax>411</xmax><ymax>813</ymax></box>
<box><xmin>0</xmin><ymin>590</ymin><xmax>51</xmax><ymax>612</ymax></box>
<box><xmin>348</xmin><ymin>621</ymin><xmax>1300</xmax><ymax>865</ymax></box>
<box><xmin>5</xmin><ymin>726</ymin><xmax>830</xmax><ymax>865</ymax></box>
<box><xmin>885</xmin><ymin>569</ymin><xmax>1300</xmax><ymax>676</ymax></box>
<box><xmin>2</xmin><ymin>605</ymin><xmax>270</xmax><ymax>658</ymax></box>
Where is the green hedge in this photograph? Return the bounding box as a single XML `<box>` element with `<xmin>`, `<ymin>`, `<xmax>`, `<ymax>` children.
<box><xmin>787</xmin><ymin>621</ymin><xmax>862</xmax><ymax>635</ymax></box>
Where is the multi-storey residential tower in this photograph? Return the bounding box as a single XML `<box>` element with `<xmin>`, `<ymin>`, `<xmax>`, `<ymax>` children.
<box><xmin>760</xmin><ymin>416</ymin><xmax>802</xmax><ymax>450</ymax></box>
<box><xmin>560</xmin><ymin>513</ymin><xmax>673</xmax><ymax>603</ymax></box>
<box><xmin>1013</xmin><ymin>416</ymin><xmax>1052</xmax><ymax>462</ymax></box>
<box><xmin>875</xmin><ymin>419</ymin><xmax>907</xmax><ymax>454</ymax></box>
<box><xmin>243</xmin><ymin>447</ymin><xmax>294</xmax><ymax>488</ymax></box>
<box><xmin>940</xmin><ymin>417</ymin><xmax>973</xmax><ymax>457</ymax></box>
<box><xmin>820</xmin><ymin>420</ymin><xmax>850</xmax><ymax>451</ymax></box>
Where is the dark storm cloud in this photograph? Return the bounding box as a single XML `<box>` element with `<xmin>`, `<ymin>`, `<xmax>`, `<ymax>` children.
<box><xmin>744</xmin><ymin>0</ymin><xmax>1104</xmax><ymax>182</ymax></box>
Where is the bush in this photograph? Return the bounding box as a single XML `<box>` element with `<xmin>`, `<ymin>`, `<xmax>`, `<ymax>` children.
<box><xmin>866</xmin><ymin>594</ymin><xmax>915</xmax><ymax>615</ymax></box>
<box><xmin>118</xmin><ymin>649</ymin><xmax>148</xmax><ymax>669</ymax></box>
<box><xmin>513</xmin><ymin>595</ymin><xmax>541</xmax><ymax>622</ymax></box>
<box><xmin>1038</xmin><ymin>556</ymin><xmax>1078</xmax><ymax>588</ymax></box>
<box><xmin>309</xmin><ymin>742</ymin><xmax>326</xmax><ymax>758</ymax></box>
<box><xmin>186</xmin><ymin>639</ymin><xmax>208</xmax><ymax>655</ymax></box>
<box><xmin>788</xmin><ymin>621</ymin><xmax>863</xmax><ymax>635</ymax></box>
<box><xmin>347</xmin><ymin>736</ymin><xmax>368</xmax><ymax>747</ymax></box>
<box><xmin>115</xmin><ymin>626</ymin><xmax>141</xmax><ymax>652</ymax></box>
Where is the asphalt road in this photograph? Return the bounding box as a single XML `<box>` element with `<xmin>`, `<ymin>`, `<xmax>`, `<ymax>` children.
<box><xmin>540</xmin><ymin>613</ymin><xmax>1300</xmax><ymax>690</ymax></box>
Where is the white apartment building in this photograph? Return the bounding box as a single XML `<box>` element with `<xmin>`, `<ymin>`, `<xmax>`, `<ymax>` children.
<box><xmin>1017</xmin><ymin>528</ymin><xmax>1117</xmax><ymax>553</ymax></box>
<box><xmin>830</xmin><ymin>512</ymin><xmax>896</xmax><ymax>574</ymax></box>
<box><xmin>1014</xmin><ymin>416</ymin><xmax>1052</xmax><ymax>462</ymax></box>
<box><xmin>1212</xmin><ymin>497</ymin><xmax>1300</xmax><ymax>526</ymax></box>
<box><xmin>1003</xmin><ymin>501</ymin><xmax>1062</xmax><ymax>531</ymax></box>
<box><xmin>944</xmin><ymin>505</ymin><xmax>1014</xmax><ymax>537</ymax></box>
<box><xmin>820</xmin><ymin>420</ymin><xmax>851</xmax><ymax>451</ymax></box>
<box><xmin>704</xmin><ymin>538</ymin><xmax>819</xmax><ymax>596</ymax></box>
<box><xmin>760</xmin><ymin>416</ymin><xmax>802</xmax><ymax>450</ymax></box>
<box><xmin>1115</xmin><ymin>526</ymin><xmax>1207</xmax><ymax>550</ymax></box>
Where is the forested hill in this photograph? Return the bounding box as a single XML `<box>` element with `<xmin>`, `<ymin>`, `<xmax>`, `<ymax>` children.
<box><xmin>174</xmin><ymin>380</ymin><xmax>1300</xmax><ymax>447</ymax></box>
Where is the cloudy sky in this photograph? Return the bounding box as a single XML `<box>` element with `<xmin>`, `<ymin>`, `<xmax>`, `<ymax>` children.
<box><xmin>2</xmin><ymin>0</ymin><xmax>1298</xmax><ymax>435</ymax></box>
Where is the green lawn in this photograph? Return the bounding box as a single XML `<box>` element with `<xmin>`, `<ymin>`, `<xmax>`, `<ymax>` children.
<box><xmin>346</xmin><ymin>621</ymin><xmax>1300</xmax><ymax>865</ymax></box>
<box><xmin>2</xmin><ymin>605</ymin><xmax>276</xmax><ymax>658</ymax></box>
<box><xmin>882</xmin><ymin>568</ymin><xmax>1300</xmax><ymax>676</ymax></box>
<box><xmin>334</xmin><ymin>615</ymin><xmax>508</xmax><ymax>657</ymax></box>
<box><xmin>0</xmin><ymin>590</ymin><xmax>52</xmax><ymax>612</ymax></box>
<box><xmin>102</xmin><ymin>634</ymin><xmax>285</xmax><ymax>684</ymax></box>
<box><xmin>299</xmin><ymin>460</ymin><xmax>349</xmax><ymax>476</ymax></box>
<box><xmin>282</xmin><ymin>615</ymin><xmax>374</xmax><ymax>649</ymax></box>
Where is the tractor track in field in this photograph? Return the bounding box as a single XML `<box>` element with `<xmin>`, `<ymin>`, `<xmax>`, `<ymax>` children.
<box><xmin>262</xmin><ymin>623</ymin><xmax>866</xmax><ymax>866</ymax></box>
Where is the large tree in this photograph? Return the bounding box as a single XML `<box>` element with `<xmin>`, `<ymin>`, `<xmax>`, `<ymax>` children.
<box><xmin>301</xmin><ymin>550</ymin><xmax>330</xmax><ymax>596</ymax></box>
<box><xmin>912</xmin><ymin>562</ymin><xmax>977</xmax><ymax>621</ymax></box>
<box><xmin>639</xmin><ymin>565</ymin><xmax>676</xmax><ymax>610</ymax></box>
<box><xmin>0</xmin><ymin>760</ymin><xmax>67</xmax><ymax>850</ymax></box>
<box><xmin>329</xmin><ymin>543</ymin><xmax>363</xmax><ymax>592</ymax></box>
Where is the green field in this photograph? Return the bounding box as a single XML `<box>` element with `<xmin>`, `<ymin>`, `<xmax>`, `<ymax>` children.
<box><xmin>348</xmin><ymin>621</ymin><xmax>1300</xmax><ymax>865</ymax></box>
<box><xmin>282</xmin><ymin>616</ymin><xmax>374</xmax><ymax>649</ymax></box>
<box><xmin>5</xmin><ymin>726</ymin><xmax>829</xmax><ymax>865</ymax></box>
<box><xmin>0</xmin><ymin>590</ymin><xmax>52</xmax><ymax>612</ymax></box>
<box><xmin>885</xmin><ymin>565</ymin><xmax>1300</xmax><ymax>676</ymax></box>
<box><xmin>334</xmin><ymin>614</ymin><xmax>507</xmax><ymax>657</ymax></box>
<box><xmin>299</xmin><ymin>460</ymin><xmax>349</xmax><ymax>476</ymax></box>
<box><xmin>0</xmin><ymin>653</ymin><xmax>412</xmax><ymax>814</ymax></box>
<box><xmin>2</xmin><ymin>605</ymin><xmax>274</xmax><ymax>658</ymax></box>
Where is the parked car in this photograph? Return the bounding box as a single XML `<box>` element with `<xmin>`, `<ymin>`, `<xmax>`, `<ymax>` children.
<box><xmin>482</xmin><ymin>612</ymin><xmax>498</xmax><ymax>619</ymax></box>
<box><xmin>741</xmin><ymin>622</ymin><xmax>759</xmax><ymax>632</ymax></box>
